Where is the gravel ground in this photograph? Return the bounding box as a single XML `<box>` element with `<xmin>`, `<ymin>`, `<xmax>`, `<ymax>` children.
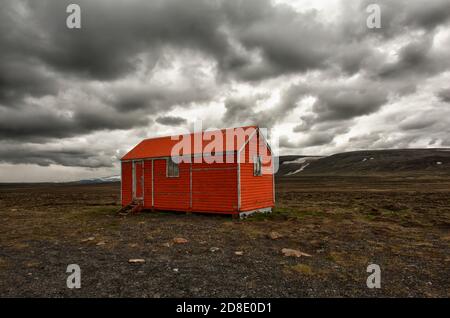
<box><xmin>0</xmin><ymin>177</ymin><xmax>449</xmax><ymax>297</ymax></box>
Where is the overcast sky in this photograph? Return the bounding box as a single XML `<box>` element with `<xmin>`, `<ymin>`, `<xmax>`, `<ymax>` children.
<box><xmin>1</xmin><ymin>0</ymin><xmax>450</xmax><ymax>182</ymax></box>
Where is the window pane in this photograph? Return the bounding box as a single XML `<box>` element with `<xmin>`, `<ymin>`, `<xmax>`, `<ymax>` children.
<box><xmin>254</xmin><ymin>155</ymin><xmax>262</xmax><ymax>176</ymax></box>
<box><xmin>168</xmin><ymin>158</ymin><xmax>179</xmax><ymax>177</ymax></box>
<box><xmin>259</xmin><ymin>156</ymin><xmax>262</xmax><ymax>175</ymax></box>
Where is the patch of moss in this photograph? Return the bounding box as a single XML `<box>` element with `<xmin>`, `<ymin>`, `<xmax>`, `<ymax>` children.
<box><xmin>86</xmin><ymin>205</ymin><xmax>118</xmax><ymax>215</ymax></box>
<box><xmin>328</xmin><ymin>251</ymin><xmax>369</xmax><ymax>267</ymax></box>
<box><xmin>285</xmin><ymin>264</ymin><xmax>313</xmax><ymax>275</ymax></box>
<box><xmin>0</xmin><ymin>257</ymin><xmax>9</xmax><ymax>269</ymax></box>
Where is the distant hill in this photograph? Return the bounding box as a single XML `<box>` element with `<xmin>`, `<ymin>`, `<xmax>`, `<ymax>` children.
<box><xmin>277</xmin><ymin>149</ymin><xmax>450</xmax><ymax>176</ymax></box>
<box><xmin>68</xmin><ymin>175</ymin><xmax>121</xmax><ymax>184</ymax></box>
<box><xmin>65</xmin><ymin>149</ymin><xmax>450</xmax><ymax>184</ymax></box>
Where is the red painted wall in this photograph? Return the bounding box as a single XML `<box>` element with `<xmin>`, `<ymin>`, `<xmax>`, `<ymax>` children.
<box><xmin>121</xmin><ymin>161</ymin><xmax>132</xmax><ymax>206</ymax></box>
<box><xmin>240</xmin><ymin>132</ymin><xmax>274</xmax><ymax>211</ymax></box>
<box><xmin>153</xmin><ymin>159</ymin><xmax>190</xmax><ymax>211</ymax></box>
<box><xmin>135</xmin><ymin>161</ymin><xmax>143</xmax><ymax>198</ymax></box>
<box><xmin>191</xmin><ymin>158</ymin><xmax>238</xmax><ymax>213</ymax></box>
<box><xmin>143</xmin><ymin>160</ymin><xmax>152</xmax><ymax>208</ymax></box>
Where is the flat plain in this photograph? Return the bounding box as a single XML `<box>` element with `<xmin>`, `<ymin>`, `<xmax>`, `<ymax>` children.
<box><xmin>0</xmin><ymin>175</ymin><xmax>449</xmax><ymax>297</ymax></box>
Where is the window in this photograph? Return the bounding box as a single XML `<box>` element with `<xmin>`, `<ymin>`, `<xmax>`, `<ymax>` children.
<box><xmin>167</xmin><ymin>158</ymin><xmax>179</xmax><ymax>177</ymax></box>
<box><xmin>254</xmin><ymin>155</ymin><xmax>262</xmax><ymax>176</ymax></box>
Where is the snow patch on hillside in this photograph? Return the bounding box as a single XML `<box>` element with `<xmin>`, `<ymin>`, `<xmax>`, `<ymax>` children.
<box><xmin>283</xmin><ymin>157</ymin><xmax>322</xmax><ymax>165</ymax></box>
<box><xmin>286</xmin><ymin>163</ymin><xmax>310</xmax><ymax>175</ymax></box>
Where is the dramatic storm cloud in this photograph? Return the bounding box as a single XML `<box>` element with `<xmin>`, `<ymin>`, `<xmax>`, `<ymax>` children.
<box><xmin>1</xmin><ymin>0</ymin><xmax>449</xmax><ymax>181</ymax></box>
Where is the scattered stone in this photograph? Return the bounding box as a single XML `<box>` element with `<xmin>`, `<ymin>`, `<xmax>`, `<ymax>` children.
<box><xmin>268</xmin><ymin>231</ymin><xmax>283</xmax><ymax>240</ymax></box>
<box><xmin>281</xmin><ymin>248</ymin><xmax>311</xmax><ymax>258</ymax></box>
<box><xmin>161</xmin><ymin>242</ymin><xmax>171</xmax><ymax>248</ymax></box>
<box><xmin>235</xmin><ymin>251</ymin><xmax>244</xmax><ymax>256</ymax></box>
<box><xmin>173</xmin><ymin>268</ymin><xmax>179</xmax><ymax>272</ymax></box>
<box><xmin>210</xmin><ymin>247</ymin><xmax>220</xmax><ymax>252</ymax></box>
<box><xmin>173</xmin><ymin>237</ymin><xmax>188</xmax><ymax>244</ymax></box>
<box><xmin>129</xmin><ymin>243</ymin><xmax>138</xmax><ymax>248</ymax></box>
<box><xmin>128</xmin><ymin>259</ymin><xmax>145</xmax><ymax>264</ymax></box>
<box><xmin>81</xmin><ymin>237</ymin><xmax>95</xmax><ymax>242</ymax></box>
<box><xmin>96</xmin><ymin>241</ymin><xmax>106</xmax><ymax>246</ymax></box>
<box><xmin>10</xmin><ymin>208</ymin><xmax>17</xmax><ymax>212</ymax></box>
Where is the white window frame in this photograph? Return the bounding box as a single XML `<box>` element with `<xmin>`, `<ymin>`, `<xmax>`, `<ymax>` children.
<box><xmin>253</xmin><ymin>155</ymin><xmax>262</xmax><ymax>176</ymax></box>
<box><xmin>166</xmin><ymin>157</ymin><xmax>179</xmax><ymax>177</ymax></box>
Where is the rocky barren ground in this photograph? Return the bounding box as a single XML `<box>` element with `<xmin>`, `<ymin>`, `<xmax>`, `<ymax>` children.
<box><xmin>0</xmin><ymin>176</ymin><xmax>449</xmax><ymax>297</ymax></box>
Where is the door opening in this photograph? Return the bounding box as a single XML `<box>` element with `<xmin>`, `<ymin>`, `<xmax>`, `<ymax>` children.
<box><xmin>132</xmin><ymin>160</ymin><xmax>144</xmax><ymax>200</ymax></box>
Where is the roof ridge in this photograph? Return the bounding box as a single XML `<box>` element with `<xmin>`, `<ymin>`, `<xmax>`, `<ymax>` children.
<box><xmin>121</xmin><ymin>125</ymin><xmax>260</xmax><ymax>160</ymax></box>
<box><xmin>140</xmin><ymin>125</ymin><xmax>258</xmax><ymax>142</ymax></box>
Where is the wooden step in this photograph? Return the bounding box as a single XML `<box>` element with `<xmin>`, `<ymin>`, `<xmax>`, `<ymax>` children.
<box><xmin>117</xmin><ymin>201</ymin><xmax>143</xmax><ymax>216</ymax></box>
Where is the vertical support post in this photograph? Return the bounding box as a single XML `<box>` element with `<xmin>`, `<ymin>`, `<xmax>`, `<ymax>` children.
<box><xmin>151</xmin><ymin>159</ymin><xmax>154</xmax><ymax>207</ymax></box>
<box><xmin>272</xmin><ymin>157</ymin><xmax>275</xmax><ymax>204</ymax></box>
<box><xmin>142</xmin><ymin>160</ymin><xmax>145</xmax><ymax>206</ymax></box>
<box><xmin>132</xmin><ymin>160</ymin><xmax>135</xmax><ymax>200</ymax></box>
<box><xmin>189</xmin><ymin>161</ymin><xmax>193</xmax><ymax>210</ymax></box>
<box><xmin>237</xmin><ymin>151</ymin><xmax>241</xmax><ymax>212</ymax></box>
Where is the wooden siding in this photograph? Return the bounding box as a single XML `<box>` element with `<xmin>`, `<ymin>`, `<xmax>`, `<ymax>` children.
<box><xmin>121</xmin><ymin>161</ymin><xmax>132</xmax><ymax>206</ymax></box>
<box><xmin>153</xmin><ymin>159</ymin><xmax>190</xmax><ymax>211</ymax></box>
<box><xmin>240</xmin><ymin>132</ymin><xmax>274</xmax><ymax>211</ymax></box>
<box><xmin>134</xmin><ymin>161</ymin><xmax>144</xmax><ymax>199</ymax></box>
<box><xmin>143</xmin><ymin>160</ymin><xmax>153</xmax><ymax>208</ymax></box>
<box><xmin>191</xmin><ymin>161</ymin><xmax>238</xmax><ymax>213</ymax></box>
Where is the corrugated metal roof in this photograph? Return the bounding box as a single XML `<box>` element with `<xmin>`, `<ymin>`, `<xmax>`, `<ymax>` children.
<box><xmin>121</xmin><ymin>126</ymin><xmax>257</xmax><ymax>160</ymax></box>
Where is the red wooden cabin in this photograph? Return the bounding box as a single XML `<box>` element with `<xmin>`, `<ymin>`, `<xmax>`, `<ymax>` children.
<box><xmin>120</xmin><ymin>126</ymin><xmax>275</xmax><ymax>217</ymax></box>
